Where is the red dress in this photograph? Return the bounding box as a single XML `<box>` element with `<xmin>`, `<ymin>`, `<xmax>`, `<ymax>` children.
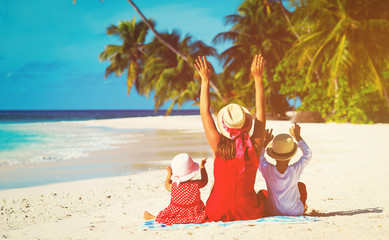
<box><xmin>205</xmin><ymin>155</ymin><xmax>265</xmax><ymax>221</ymax></box>
<box><xmin>155</xmin><ymin>181</ymin><xmax>206</xmax><ymax>225</ymax></box>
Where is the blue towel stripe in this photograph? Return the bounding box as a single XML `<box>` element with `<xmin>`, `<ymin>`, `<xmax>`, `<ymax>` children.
<box><xmin>141</xmin><ymin>216</ymin><xmax>319</xmax><ymax>230</ymax></box>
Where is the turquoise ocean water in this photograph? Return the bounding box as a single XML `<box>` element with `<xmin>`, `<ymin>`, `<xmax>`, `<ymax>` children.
<box><xmin>0</xmin><ymin>110</ymin><xmax>200</xmax><ymax>189</ymax></box>
<box><xmin>0</xmin><ymin>109</ymin><xmax>199</xmax><ymax>166</ymax></box>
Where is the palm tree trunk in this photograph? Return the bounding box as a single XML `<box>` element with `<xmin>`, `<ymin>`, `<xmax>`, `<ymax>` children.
<box><xmin>127</xmin><ymin>0</ymin><xmax>187</xmax><ymax>61</ymax></box>
<box><xmin>127</xmin><ymin>0</ymin><xmax>222</xmax><ymax>100</ymax></box>
<box><xmin>331</xmin><ymin>77</ymin><xmax>340</xmax><ymax>115</ymax></box>
<box><xmin>383</xmin><ymin>83</ymin><xmax>389</xmax><ymax>110</ymax></box>
<box><xmin>278</xmin><ymin>0</ymin><xmax>324</xmax><ymax>107</ymax></box>
<box><xmin>278</xmin><ymin>0</ymin><xmax>300</xmax><ymax>40</ymax></box>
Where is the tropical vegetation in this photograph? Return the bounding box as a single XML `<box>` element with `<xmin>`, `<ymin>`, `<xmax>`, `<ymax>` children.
<box><xmin>276</xmin><ymin>0</ymin><xmax>389</xmax><ymax>123</ymax></box>
<box><xmin>213</xmin><ymin>0</ymin><xmax>293</xmax><ymax>117</ymax></box>
<box><xmin>99</xmin><ymin>0</ymin><xmax>389</xmax><ymax>123</ymax></box>
<box><xmin>99</xmin><ymin>19</ymin><xmax>216</xmax><ymax>114</ymax></box>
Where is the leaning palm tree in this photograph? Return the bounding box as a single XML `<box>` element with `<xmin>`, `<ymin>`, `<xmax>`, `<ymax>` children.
<box><xmin>126</xmin><ymin>0</ymin><xmax>222</xmax><ymax>101</ymax></box>
<box><xmin>99</xmin><ymin>18</ymin><xmax>149</xmax><ymax>95</ymax></box>
<box><xmin>288</xmin><ymin>0</ymin><xmax>389</xmax><ymax>108</ymax></box>
<box><xmin>79</xmin><ymin>0</ymin><xmax>222</xmax><ymax>113</ymax></box>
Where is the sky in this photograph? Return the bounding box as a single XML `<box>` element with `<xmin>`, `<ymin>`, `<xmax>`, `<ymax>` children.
<box><xmin>0</xmin><ymin>0</ymin><xmax>245</xmax><ymax>110</ymax></box>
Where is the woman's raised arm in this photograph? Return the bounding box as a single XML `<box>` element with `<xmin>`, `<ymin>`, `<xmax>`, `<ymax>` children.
<box><xmin>195</xmin><ymin>56</ymin><xmax>220</xmax><ymax>153</ymax></box>
<box><xmin>250</xmin><ymin>54</ymin><xmax>266</xmax><ymax>150</ymax></box>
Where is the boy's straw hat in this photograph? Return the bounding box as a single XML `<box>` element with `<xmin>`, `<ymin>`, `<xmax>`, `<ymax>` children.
<box><xmin>216</xmin><ymin>103</ymin><xmax>254</xmax><ymax>139</ymax></box>
<box><xmin>170</xmin><ymin>153</ymin><xmax>199</xmax><ymax>183</ymax></box>
<box><xmin>266</xmin><ymin>134</ymin><xmax>297</xmax><ymax>161</ymax></box>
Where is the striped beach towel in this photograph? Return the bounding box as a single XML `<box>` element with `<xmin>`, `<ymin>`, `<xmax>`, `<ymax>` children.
<box><xmin>141</xmin><ymin>216</ymin><xmax>319</xmax><ymax>230</ymax></box>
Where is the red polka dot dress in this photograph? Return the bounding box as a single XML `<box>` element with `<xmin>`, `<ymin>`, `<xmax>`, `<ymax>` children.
<box><xmin>155</xmin><ymin>181</ymin><xmax>206</xmax><ymax>225</ymax></box>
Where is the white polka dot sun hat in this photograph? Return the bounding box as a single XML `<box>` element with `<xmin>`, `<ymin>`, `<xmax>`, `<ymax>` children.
<box><xmin>170</xmin><ymin>153</ymin><xmax>199</xmax><ymax>184</ymax></box>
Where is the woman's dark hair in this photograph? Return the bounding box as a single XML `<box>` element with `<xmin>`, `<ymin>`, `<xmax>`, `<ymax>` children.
<box><xmin>216</xmin><ymin>134</ymin><xmax>260</xmax><ymax>161</ymax></box>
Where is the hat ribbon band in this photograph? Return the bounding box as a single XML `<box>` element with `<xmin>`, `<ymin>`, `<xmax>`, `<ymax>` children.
<box><xmin>271</xmin><ymin>148</ymin><xmax>296</xmax><ymax>158</ymax></box>
<box><xmin>222</xmin><ymin>117</ymin><xmax>258</xmax><ymax>173</ymax></box>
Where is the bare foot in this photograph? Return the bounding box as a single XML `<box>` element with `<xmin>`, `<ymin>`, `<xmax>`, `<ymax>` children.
<box><xmin>304</xmin><ymin>204</ymin><xmax>308</xmax><ymax>213</ymax></box>
<box><xmin>143</xmin><ymin>211</ymin><xmax>156</xmax><ymax>220</ymax></box>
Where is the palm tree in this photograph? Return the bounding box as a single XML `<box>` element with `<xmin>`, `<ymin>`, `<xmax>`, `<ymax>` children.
<box><xmin>139</xmin><ymin>30</ymin><xmax>217</xmax><ymax>114</ymax></box>
<box><xmin>78</xmin><ymin>0</ymin><xmax>222</xmax><ymax>113</ymax></box>
<box><xmin>99</xmin><ymin>18</ymin><xmax>148</xmax><ymax>95</ymax></box>
<box><xmin>288</xmin><ymin>0</ymin><xmax>389</xmax><ymax>109</ymax></box>
<box><xmin>213</xmin><ymin>0</ymin><xmax>293</xmax><ymax>116</ymax></box>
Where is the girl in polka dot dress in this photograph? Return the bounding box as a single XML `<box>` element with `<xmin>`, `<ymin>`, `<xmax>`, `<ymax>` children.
<box><xmin>143</xmin><ymin>153</ymin><xmax>208</xmax><ymax>225</ymax></box>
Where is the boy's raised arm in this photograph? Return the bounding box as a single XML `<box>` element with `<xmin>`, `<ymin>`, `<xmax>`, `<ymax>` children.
<box><xmin>290</xmin><ymin>123</ymin><xmax>312</xmax><ymax>169</ymax></box>
<box><xmin>289</xmin><ymin>123</ymin><xmax>303</xmax><ymax>142</ymax></box>
<box><xmin>263</xmin><ymin>128</ymin><xmax>274</xmax><ymax>149</ymax></box>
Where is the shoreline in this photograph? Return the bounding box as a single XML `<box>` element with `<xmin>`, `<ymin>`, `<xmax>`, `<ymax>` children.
<box><xmin>1</xmin><ymin>116</ymin><xmax>389</xmax><ymax>190</ymax></box>
<box><xmin>1</xmin><ymin>116</ymin><xmax>389</xmax><ymax>239</ymax></box>
<box><xmin>0</xmin><ymin>115</ymin><xmax>211</xmax><ymax>190</ymax></box>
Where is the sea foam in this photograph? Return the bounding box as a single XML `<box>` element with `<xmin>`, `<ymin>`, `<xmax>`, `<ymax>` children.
<box><xmin>0</xmin><ymin>122</ymin><xmax>136</xmax><ymax>166</ymax></box>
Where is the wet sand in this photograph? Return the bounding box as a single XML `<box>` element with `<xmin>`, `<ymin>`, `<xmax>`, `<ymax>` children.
<box><xmin>0</xmin><ymin>127</ymin><xmax>211</xmax><ymax>189</ymax></box>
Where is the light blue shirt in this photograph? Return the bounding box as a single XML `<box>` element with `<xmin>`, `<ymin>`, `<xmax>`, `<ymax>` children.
<box><xmin>259</xmin><ymin>140</ymin><xmax>312</xmax><ymax>216</ymax></box>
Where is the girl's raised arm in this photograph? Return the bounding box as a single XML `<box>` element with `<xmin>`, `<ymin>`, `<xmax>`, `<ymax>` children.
<box><xmin>195</xmin><ymin>158</ymin><xmax>208</xmax><ymax>188</ymax></box>
<box><xmin>251</xmin><ymin>54</ymin><xmax>266</xmax><ymax>150</ymax></box>
<box><xmin>164</xmin><ymin>166</ymin><xmax>172</xmax><ymax>192</ymax></box>
<box><xmin>195</xmin><ymin>56</ymin><xmax>220</xmax><ymax>153</ymax></box>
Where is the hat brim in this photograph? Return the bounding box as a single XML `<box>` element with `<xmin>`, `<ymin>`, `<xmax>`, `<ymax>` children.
<box><xmin>171</xmin><ymin>162</ymin><xmax>200</xmax><ymax>182</ymax></box>
<box><xmin>216</xmin><ymin>105</ymin><xmax>253</xmax><ymax>139</ymax></box>
<box><xmin>266</xmin><ymin>143</ymin><xmax>298</xmax><ymax>161</ymax></box>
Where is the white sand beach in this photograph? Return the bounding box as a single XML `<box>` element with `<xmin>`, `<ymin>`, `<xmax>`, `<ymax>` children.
<box><xmin>1</xmin><ymin>115</ymin><xmax>389</xmax><ymax>239</ymax></box>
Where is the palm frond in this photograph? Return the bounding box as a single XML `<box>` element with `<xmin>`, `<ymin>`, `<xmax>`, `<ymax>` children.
<box><xmin>98</xmin><ymin>45</ymin><xmax>122</xmax><ymax>61</ymax></box>
<box><xmin>305</xmin><ymin>18</ymin><xmax>347</xmax><ymax>84</ymax></box>
<box><xmin>213</xmin><ymin>31</ymin><xmax>239</xmax><ymax>45</ymax></box>
<box><xmin>224</xmin><ymin>14</ymin><xmax>242</xmax><ymax>25</ymax></box>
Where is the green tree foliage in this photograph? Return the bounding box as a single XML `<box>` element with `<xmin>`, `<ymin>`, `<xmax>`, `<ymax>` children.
<box><xmin>99</xmin><ymin>18</ymin><xmax>148</xmax><ymax>95</ymax></box>
<box><xmin>99</xmin><ymin>0</ymin><xmax>389</xmax><ymax>123</ymax></box>
<box><xmin>213</xmin><ymin>0</ymin><xmax>294</xmax><ymax>116</ymax></box>
<box><xmin>139</xmin><ymin>30</ymin><xmax>216</xmax><ymax>114</ymax></box>
<box><xmin>276</xmin><ymin>0</ymin><xmax>389</xmax><ymax>123</ymax></box>
<box><xmin>99</xmin><ymin>18</ymin><xmax>216</xmax><ymax>114</ymax></box>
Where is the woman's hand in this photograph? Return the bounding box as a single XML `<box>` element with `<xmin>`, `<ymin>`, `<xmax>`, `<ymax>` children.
<box><xmin>251</xmin><ymin>54</ymin><xmax>265</xmax><ymax>81</ymax></box>
<box><xmin>194</xmin><ymin>56</ymin><xmax>212</xmax><ymax>82</ymax></box>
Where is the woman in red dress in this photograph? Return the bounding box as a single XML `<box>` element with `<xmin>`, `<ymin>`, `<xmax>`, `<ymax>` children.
<box><xmin>194</xmin><ymin>54</ymin><xmax>266</xmax><ymax>221</ymax></box>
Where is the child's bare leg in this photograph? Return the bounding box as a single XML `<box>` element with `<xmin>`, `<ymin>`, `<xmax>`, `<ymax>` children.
<box><xmin>298</xmin><ymin>182</ymin><xmax>308</xmax><ymax>212</ymax></box>
<box><xmin>143</xmin><ymin>211</ymin><xmax>156</xmax><ymax>220</ymax></box>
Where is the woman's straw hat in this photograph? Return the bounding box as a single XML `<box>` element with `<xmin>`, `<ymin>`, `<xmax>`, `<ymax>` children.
<box><xmin>266</xmin><ymin>134</ymin><xmax>297</xmax><ymax>161</ymax></box>
<box><xmin>216</xmin><ymin>103</ymin><xmax>253</xmax><ymax>139</ymax></box>
<box><xmin>170</xmin><ymin>153</ymin><xmax>199</xmax><ymax>183</ymax></box>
